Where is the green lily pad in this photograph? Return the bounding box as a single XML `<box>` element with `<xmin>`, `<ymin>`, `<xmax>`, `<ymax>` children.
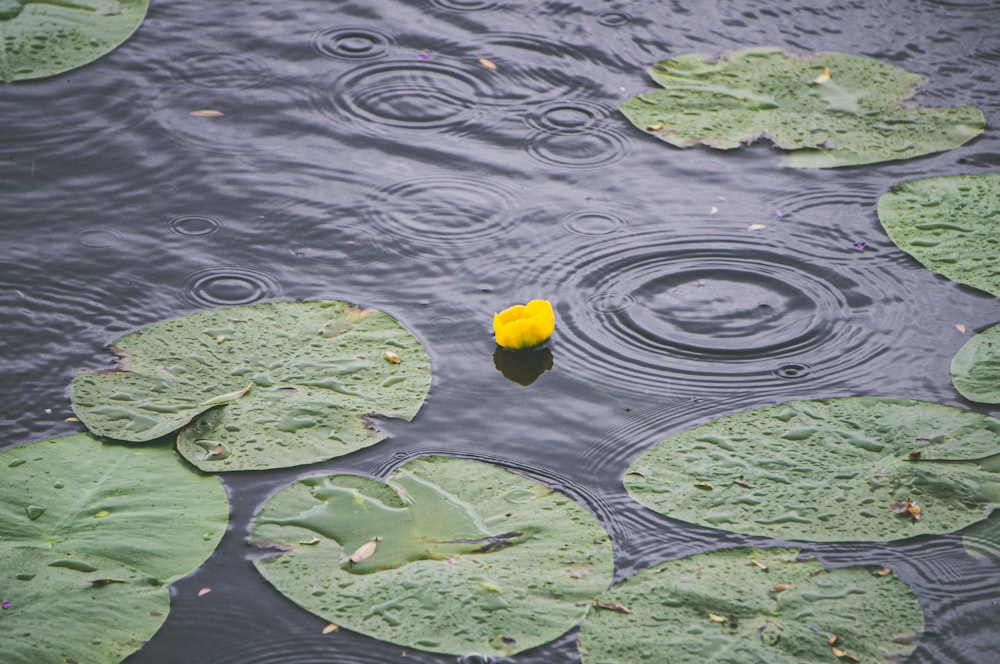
<box><xmin>0</xmin><ymin>0</ymin><xmax>149</xmax><ymax>82</ymax></box>
<box><xmin>878</xmin><ymin>173</ymin><xmax>1000</xmax><ymax>297</ymax></box>
<box><xmin>0</xmin><ymin>433</ymin><xmax>228</xmax><ymax>662</ymax></box>
<box><xmin>250</xmin><ymin>456</ymin><xmax>613</xmax><ymax>657</ymax></box>
<box><xmin>625</xmin><ymin>397</ymin><xmax>1000</xmax><ymax>542</ymax></box>
<box><xmin>71</xmin><ymin>300</ymin><xmax>432</xmax><ymax>472</ymax></box>
<box><xmin>952</xmin><ymin>323</ymin><xmax>1000</xmax><ymax>404</ymax></box>
<box><xmin>578</xmin><ymin>547</ymin><xmax>922</xmax><ymax>664</ymax></box>
<box><xmin>620</xmin><ymin>47</ymin><xmax>985</xmax><ymax>168</ymax></box>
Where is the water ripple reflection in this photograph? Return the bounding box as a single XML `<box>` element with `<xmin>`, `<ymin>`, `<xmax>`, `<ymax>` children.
<box><xmin>180</xmin><ymin>266</ymin><xmax>281</xmax><ymax>307</ymax></box>
<box><xmin>514</xmin><ymin>227</ymin><xmax>929</xmax><ymax>399</ymax></box>
<box><xmin>329</xmin><ymin>59</ymin><xmax>491</xmax><ymax>133</ymax></box>
<box><xmin>361</xmin><ymin>175</ymin><xmax>525</xmax><ymax>258</ymax></box>
<box><xmin>312</xmin><ymin>26</ymin><xmax>395</xmax><ymax>61</ymax></box>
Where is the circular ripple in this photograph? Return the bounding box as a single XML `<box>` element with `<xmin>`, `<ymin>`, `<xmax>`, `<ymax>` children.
<box><xmin>312</xmin><ymin>27</ymin><xmax>394</xmax><ymax>60</ymax></box>
<box><xmin>171</xmin><ymin>51</ymin><xmax>272</xmax><ymax>89</ymax></box>
<box><xmin>70</xmin><ymin>227</ymin><xmax>128</xmax><ymax>249</ymax></box>
<box><xmin>330</xmin><ymin>60</ymin><xmax>490</xmax><ymax>132</ymax></box>
<box><xmin>525</xmin><ymin>130</ymin><xmax>630</xmax><ymax>169</ymax></box>
<box><xmin>168</xmin><ymin>215</ymin><xmax>224</xmax><ymax>237</ymax></box>
<box><xmin>525</xmin><ymin>100</ymin><xmax>613</xmax><ymax>134</ymax></box>
<box><xmin>430</xmin><ymin>0</ymin><xmax>500</xmax><ymax>11</ymax></box>
<box><xmin>180</xmin><ymin>267</ymin><xmax>280</xmax><ymax>307</ymax></box>
<box><xmin>513</xmin><ymin>229</ymin><xmax>912</xmax><ymax>399</ymax></box>
<box><xmin>363</xmin><ymin>175</ymin><xmax>521</xmax><ymax>253</ymax></box>
<box><xmin>561</xmin><ymin>209</ymin><xmax>630</xmax><ymax>237</ymax></box>
<box><xmin>595</xmin><ymin>10</ymin><xmax>632</xmax><ymax>26</ymax></box>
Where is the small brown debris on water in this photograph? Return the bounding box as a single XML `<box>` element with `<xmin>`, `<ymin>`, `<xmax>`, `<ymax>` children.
<box><xmin>190</xmin><ymin>109</ymin><xmax>224</xmax><ymax>117</ymax></box>
<box><xmin>478</xmin><ymin>58</ymin><xmax>497</xmax><ymax>71</ymax></box>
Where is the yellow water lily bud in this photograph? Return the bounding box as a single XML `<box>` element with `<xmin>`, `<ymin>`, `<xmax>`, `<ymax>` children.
<box><xmin>493</xmin><ymin>299</ymin><xmax>555</xmax><ymax>350</ymax></box>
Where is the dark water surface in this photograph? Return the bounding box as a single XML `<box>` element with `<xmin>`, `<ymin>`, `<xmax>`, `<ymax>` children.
<box><xmin>3</xmin><ymin>1</ymin><xmax>1000</xmax><ymax>662</ymax></box>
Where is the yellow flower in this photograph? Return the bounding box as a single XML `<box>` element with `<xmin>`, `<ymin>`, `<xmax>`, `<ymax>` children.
<box><xmin>493</xmin><ymin>300</ymin><xmax>555</xmax><ymax>350</ymax></box>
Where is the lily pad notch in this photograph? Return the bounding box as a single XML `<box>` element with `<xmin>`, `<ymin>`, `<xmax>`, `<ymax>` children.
<box><xmin>71</xmin><ymin>300</ymin><xmax>432</xmax><ymax>471</ymax></box>
<box><xmin>621</xmin><ymin>47</ymin><xmax>985</xmax><ymax>167</ymax></box>
<box><xmin>250</xmin><ymin>456</ymin><xmax>614</xmax><ymax>657</ymax></box>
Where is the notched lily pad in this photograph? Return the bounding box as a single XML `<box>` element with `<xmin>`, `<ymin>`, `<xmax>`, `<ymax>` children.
<box><xmin>0</xmin><ymin>434</ymin><xmax>228</xmax><ymax>662</ymax></box>
<box><xmin>249</xmin><ymin>456</ymin><xmax>613</xmax><ymax>657</ymax></box>
<box><xmin>625</xmin><ymin>397</ymin><xmax>1000</xmax><ymax>542</ymax></box>
<box><xmin>621</xmin><ymin>47</ymin><xmax>985</xmax><ymax>168</ymax></box>
<box><xmin>878</xmin><ymin>173</ymin><xmax>1000</xmax><ymax>298</ymax></box>
<box><xmin>0</xmin><ymin>0</ymin><xmax>149</xmax><ymax>82</ymax></box>
<box><xmin>952</xmin><ymin>322</ymin><xmax>1000</xmax><ymax>404</ymax></box>
<box><xmin>578</xmin><ymin>547</ymin><xmax>923</xmax><ymax>664</ymax></box>
<box><xmin>71</xmin><ymin>300</ymin><xmax>432</xmax><ymax>471</ymax></box>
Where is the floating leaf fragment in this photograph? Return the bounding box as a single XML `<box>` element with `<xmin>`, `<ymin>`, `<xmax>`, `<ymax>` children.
<box><xmin>710</xmin><ymin>206</ymin><xmax>719</xmax><ymax>214</ymax></box>
<box><xmin>384</xmin><ymin>351</ymin><xmax>401</xmax><ymax>364</ymax></box>
<box><xmin>770</xmin><ymin>583</ymin><xmax>791</xmax><ymax>593</ymax></box>
<box><xmin>349</xmin><ymin>537</ymin><xmax>378</xmax><ymax>564</ymax></box>
<box><xmin>478</xmin><ymin>58</ymin><xmax>497</xmax><ymax>71</ymax></box>
<box><xmin>709</xmin><ymin>613</ymin><xmax>727</xmax><ymax>623</ymax></box>
<box><xmin>595</xmin><ymin>600</ymin><xmax>632</xmax><ymax>614</ymax></box>
<box><xmin>198</xmin><ymin>587</ymin><xmax>212</xmax><ymax>597</ymax></box>
<box><xmin>647</xmin><ymin>121</ymin><xmax>664</xmax><ymax>131</ymax></box>
<box><xmin>812</xmin><ymin>66</ymin><xmax>831</xmax><ymax>84</ymax></box>
<box><xmin>828</xmin><ymin>634</ymin><xmax>839</xmax><ymax>645</ymax></box>
<box><xmin>751</xmin><ymin>559</ymin><xmax>768</xmax><ymax>570</ymax></box>
<box><xmin>956</xmin><ymin>324</ymin><xmax>966</xmax><ymax>333</ymax></box>
<box><xmin>748</xmin><ymin>223</ymin><xmax>767</xmax><ymax>231</ymax></box>
<box><xmin>693</xmin><ymin>481</ymin><xmax>714</xmax><ymax>490</ymax></box>
<box><xmin>876</xmin><ymin>568</ymin><xmax>893</xmax><ymax>577</ymax></box>
<box><xmin>322</xmin><ymin>623</ymin><xmax>339</xmax><ymax>634</ymax></box>
<box><xmin>190</xmin><ymin>110</ymin><xmax>225</xmax><ymax>118</ymax></box>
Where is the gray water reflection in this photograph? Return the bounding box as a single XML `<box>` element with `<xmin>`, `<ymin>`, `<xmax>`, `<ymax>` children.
<box><xmin>2</xmin><ymin>0</ymin><xmax>999</xmax><ymax>662</ymax></box>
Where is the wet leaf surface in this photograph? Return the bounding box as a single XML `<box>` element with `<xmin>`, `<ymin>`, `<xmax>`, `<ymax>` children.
<box><xmin>71</xmin><ymin>300</ymin><xmax>431</xmax><ymax>471</ymax></box>
<box><xmin>0</xmin><ymin>0</ymin><xmax>149</xmax><ymax>82</ymax></box>
<box><xmin>952</xmin><ymin>322</ymin><xmax>1000</xmax><ymax>404</ymax></box>
<box><xmin>878</xmin><ymin>173</ymin><xmax>1000</xmax><ymax>298</ymax></box>
<box><xmin>250</xmin><ymin>456</ymin><xmax>613</xmax><ymax>657</ymax></box>
<box><xmin>0</xmin><ymin>434</ymin><xmax>228</xmax><ymax>662</ymax></box>
<box><xmin>578</xmin><ymin>547</ymin><xmax>922</xmax><ymax>664</ymax></box>
<box><xmin>625</xmin><ymin>397</ymin><xmax>1000</xmax><ymax>541</ymax></box>
<box><xmin>621</xmin><ymin>47</ymin><xmax>984</xmax><ymax>167</ymax></box>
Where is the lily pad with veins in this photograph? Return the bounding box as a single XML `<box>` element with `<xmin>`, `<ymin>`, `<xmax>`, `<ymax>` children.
<box><xmin>578</xmin><ymin>547</ymin><xmax>922</xmax><ymax>664</ymax></box>
<box><xmin>71</xmin><ymin>300</ymin><xmax>432</xmax><ymax>472</ymax></box>
<box><xmin>625</xmin><ymin>397</ymin><xmax>1000</xmax><ymax>542</ymax></box>
<box><xmin>0</xmin><ymin>433</ymin><xmax>228</xmax><ymax>663</ymax></box>
<box><xmin>0</xmin><ymin>0</ymin><xmax>149</xmax><ymax>82</ymax></box>
<box><xmin>620</xmin><ymin>47</ymin><xmax>984</xmax><ymax>168</ymax></box>
<box><xmin>249</xmin><ymin>456</ymin><xmax>613</xmax><ymax>657</ymax></box>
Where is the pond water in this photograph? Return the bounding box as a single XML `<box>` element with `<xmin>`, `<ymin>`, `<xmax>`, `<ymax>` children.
<box><xmin>2</xmin><ymin>0</ymin><xmax>999</xmax><ymax>662</ymax></box>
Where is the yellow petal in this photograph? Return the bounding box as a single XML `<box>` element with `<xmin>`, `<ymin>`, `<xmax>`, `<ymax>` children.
<box><xmin>812</xmin><ymin>66</ymin><xmax>831</xmax><ymax>84</ymax></box>
<box><xmin>493</xmin><ymin>299</ymin><xmax>555</xmax><ymax>349</ymax></box>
